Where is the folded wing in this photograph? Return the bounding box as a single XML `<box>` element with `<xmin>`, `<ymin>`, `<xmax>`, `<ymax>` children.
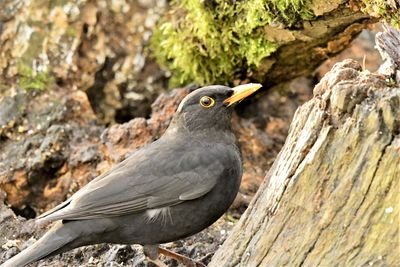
<box><xmin>37</xmin><ymin>140</ymin><xmax>230</xmax><ymax>222</ymax></box>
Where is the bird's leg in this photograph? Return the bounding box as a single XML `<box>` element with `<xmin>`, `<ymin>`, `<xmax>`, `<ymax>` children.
<box><xmin>143</xmin><ymin>244</ymin><xmax>205</xmax><ymax>267</ymax></box>
<box><xmin>143</xmin><ymin>245</ymin><xmax>168</xmax><ymax>267</ymax></box>
<box><xmin>158</xmin><ymin>247</ymin><xmax>206</xmax><ymax>267</ymax></box>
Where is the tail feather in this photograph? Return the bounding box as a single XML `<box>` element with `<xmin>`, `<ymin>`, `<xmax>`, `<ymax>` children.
<box><xmin>36</xmin><ymin>199</ymin><xmax>71</xmax><ymax>223</ymax></box>
<box><xmin>1</xmin><ymin>221</ymin><xmax>77</xmax><ymax>267</ymax></box>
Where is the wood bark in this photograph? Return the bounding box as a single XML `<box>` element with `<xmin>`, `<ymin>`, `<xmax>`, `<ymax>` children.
<box><xmin>210</xmin><ymin>50</ymin><xmax>399</xmax><ymax>266</ymax></box>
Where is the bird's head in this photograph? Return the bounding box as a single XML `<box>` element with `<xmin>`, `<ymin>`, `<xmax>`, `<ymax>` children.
<box><xmin>168</xmin><ymin>84</ymin><xmax>262</xmax><ymax>134</ymax></box>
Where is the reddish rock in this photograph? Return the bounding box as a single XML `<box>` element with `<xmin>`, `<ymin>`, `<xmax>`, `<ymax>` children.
<box><xmin>0</xmin><ymin>87</ymin><xmax>103</xmax><ymax>213</ymax></box>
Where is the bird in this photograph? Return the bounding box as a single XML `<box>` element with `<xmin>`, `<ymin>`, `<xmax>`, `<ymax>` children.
<box><xmin>1</xmin><ymin>83</ymin><xmax>262</xmax><ymax>267</ymax></box>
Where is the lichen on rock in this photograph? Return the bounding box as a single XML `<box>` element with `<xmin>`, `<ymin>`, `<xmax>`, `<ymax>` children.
<box><xmin>0</xmin><ymin>0</ymin><xmax>170</xmax><ymax>123</ymax></box>
<box><xmin>17</xmin><ymin>64</ymin><xmax>53</xmax><ymax>91</ymax></box>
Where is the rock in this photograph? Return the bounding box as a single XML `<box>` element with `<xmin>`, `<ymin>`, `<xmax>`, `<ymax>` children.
<box><xmin>0</xmin><ymin>88</ymin><xmax>103</xmax><ymax>213</ymax></box>
<box><xmin>0</xmin><ymin>0</ymin><xmax>169</xmax><ymax>124</ymax></box>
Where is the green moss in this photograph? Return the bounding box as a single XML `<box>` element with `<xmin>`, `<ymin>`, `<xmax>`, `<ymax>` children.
<box><xmin>362</xmin><ymin>0</ymin><xmax>400</xmax><ymax>29</ymax></box>
<box><xmin>66</xmin><ymin>26</ymin><xmax>78</xmax><ymax>37</ymax></box>
<box><xmin>151</xmin><ymin>0</ymin><xmax>314</xmax><ymax>86</ymax></box>
<box><xmin>17</xmin><ymin>63</ymin><xmax>53</xmax><ymax>91</ymax></box>
<box><xmin>14</xmin><ymin>26</ymin><xmax>54</xmax><ymax>91</ymax></box>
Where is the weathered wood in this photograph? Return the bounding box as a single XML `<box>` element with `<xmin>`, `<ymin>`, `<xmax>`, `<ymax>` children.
<box><xmin>376</xmin><ymin>24</ymin><xmax>400</xmax><ymax>68</ymax></box>
<box><xmin>376</xmin><ymin>24</ymin><xmax>400</xmax><ymax>82</ymax></box>
<box><xmin>210</xmin><ymin>58</ymin><xmax>399</xmax><ymax>266</ymax></box>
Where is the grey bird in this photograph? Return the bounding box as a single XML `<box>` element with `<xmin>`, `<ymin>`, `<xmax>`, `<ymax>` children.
<box><xmin>1</xmin><ymin>83</ymin><xmax>262</xmax><ymax>267</ymax></box>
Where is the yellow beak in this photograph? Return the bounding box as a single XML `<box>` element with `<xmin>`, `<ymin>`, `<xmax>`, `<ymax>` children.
<box><xmin>223</xmin><ymin>83</ymin><xmax>263</xmax><ymax>106</ymax></box>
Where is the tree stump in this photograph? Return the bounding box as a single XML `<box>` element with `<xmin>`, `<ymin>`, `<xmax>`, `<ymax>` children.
<box><xmin>210</xmin><ymin>58</ymin><xmax>399</xmax><ymax>266</ymax></box>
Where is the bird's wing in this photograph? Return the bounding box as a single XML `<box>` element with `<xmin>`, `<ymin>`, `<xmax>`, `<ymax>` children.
<box><xmin>37</xmin><ymin>139</ymin><xmax>234</xmax><ymax>222</ymax></box>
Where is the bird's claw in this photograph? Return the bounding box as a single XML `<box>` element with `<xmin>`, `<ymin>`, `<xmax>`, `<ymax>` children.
<box><xmin>157</xmin><ymin>246</ymin><xmax>206</xmax><ymax>267</ymax></box>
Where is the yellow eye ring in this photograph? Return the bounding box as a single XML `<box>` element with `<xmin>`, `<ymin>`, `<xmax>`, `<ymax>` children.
<box><xmin>199</xmin><ymin>96</ymin><xmax>215</xmax><ymax>108</ymax></box>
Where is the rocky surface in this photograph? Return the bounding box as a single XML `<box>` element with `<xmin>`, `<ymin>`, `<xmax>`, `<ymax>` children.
<box><xmin>0</xmin><ymin>0</ymin><xmax>169</xmax><ymax>124</ymax></box>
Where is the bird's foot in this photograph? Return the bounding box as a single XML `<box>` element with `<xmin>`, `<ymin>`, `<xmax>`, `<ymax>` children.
<box><xmin>158</xmin><ymin>247</ymin><xmax>206</xmax><ymax>267</ymax></box>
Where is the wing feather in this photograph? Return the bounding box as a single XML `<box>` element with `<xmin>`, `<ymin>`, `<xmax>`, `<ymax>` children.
<box><xmin>38</xmin><ymin>139</ymin><xmax>231</xmax><ymax>222</ymax></box>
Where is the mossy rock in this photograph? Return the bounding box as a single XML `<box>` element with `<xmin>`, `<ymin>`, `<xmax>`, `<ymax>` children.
<box><xmin>17</xmin><ymin>63</ymin><xmax>53</xmax><ymax>91</ymax></box>
<box><xmin>151</xmin><ymin>0</ymin><xmax>398</xmax><ymax>87</ymax></box>
<box><xmin>151</xmin><ymin>0</ymin><xmax>316</xmax><ymax>86</ymax></box>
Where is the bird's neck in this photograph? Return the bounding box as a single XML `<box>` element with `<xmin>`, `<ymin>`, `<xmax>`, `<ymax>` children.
<box><xmin>164</xmin><ymin>118</ymin><xmax>236</xmax><ymax>145</ymax></box>
<box><xmin>167</xmin><ymin>112</ymin><xmax>232</xmax><ymax>133</ymax></box>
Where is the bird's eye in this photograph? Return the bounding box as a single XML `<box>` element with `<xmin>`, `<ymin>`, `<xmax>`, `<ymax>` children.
<box><xmin>199</xmin><ymin>96</ymin><xmax>215</xmax><ymax>108</ymax></box>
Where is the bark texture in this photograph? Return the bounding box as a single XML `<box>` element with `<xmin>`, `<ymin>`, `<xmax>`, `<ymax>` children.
<box><xmin>210</xmin><ymin>58</ymin><xmax>399</xmax><ymax>266</ymax></box>
<box><xmin>376</xmin><ymin>24</ymin><xmax>400</xmax><ymax>80</ymax></box>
